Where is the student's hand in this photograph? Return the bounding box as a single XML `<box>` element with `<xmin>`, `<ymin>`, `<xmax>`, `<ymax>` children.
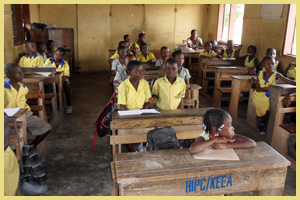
<box><xmin>282</xmin><ymin>95</ymin><xmax>292</xmax><ymax>107</ymax></box>
<box><xmin>214</xmin><ymin>137</ymin><xmax>231</xmax><ymax>144</ymax></box>
<box><xmin>149</xmin><ymin>97</ymin><xmax>157</xmax><ymax>104</ymax></box>
<box><xmin>238</xmin><ymin>45</ymin><xmax>243</xmax><ymax>50</ymax></box>
<box><xmin>211</xmin><ymin>143</ymin><xmax>228</xmax><ymax>150</ymax></box>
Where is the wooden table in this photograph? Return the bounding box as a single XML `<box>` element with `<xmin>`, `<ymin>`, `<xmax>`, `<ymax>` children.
<box><xmin>213</xmin><ymin>67</ymin><xmax>249</xmax><ymax>108</ymax></box>
<box><xmin>115</xmin><ymin>142</ymin><xmax>290</xmax><ymax>196</ymax></box>
<box><xmin>266</xmin><ymin>84</ymin><xmax>296</xmax><ymax>143</ymax></box>
<box><xmin>228</xmin><ymin>75</ymin><xmax>256</xmax><ymax>124</ymax></box>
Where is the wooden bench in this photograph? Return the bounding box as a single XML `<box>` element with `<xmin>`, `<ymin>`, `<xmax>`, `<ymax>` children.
<box><xmin>114</xmin><ymin>142</ymin><xmax>290</xmax><ymax>196</ymax></box>
<box><xmin>271</xmin><ymin>96</ymin><xmax>296</xmax><ymax>170</ymax></box>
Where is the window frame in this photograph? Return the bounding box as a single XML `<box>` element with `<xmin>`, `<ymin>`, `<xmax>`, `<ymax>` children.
<box><xmin>282</xmin><ymin>4</ymin><xmax>296</xmax><ymax>57</ymax></box>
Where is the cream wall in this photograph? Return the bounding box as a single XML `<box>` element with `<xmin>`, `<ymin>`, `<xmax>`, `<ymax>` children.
<box><xmin>205</xmin><ymin>4</ymin><xmax>219</xmax><ymax>41</ymax></box>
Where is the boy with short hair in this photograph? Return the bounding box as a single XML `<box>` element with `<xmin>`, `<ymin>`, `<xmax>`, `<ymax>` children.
<box><xmin>111</xmin><ymin>46</ymin><xmax>127</xmax><ymax>76</ymax></box>
<box><xmin>199</xmin><ymin>42</ymin><xmax>222</xmax><ymax>59</ymax></box>
<box><xmin>110</xmin><ymin>41</ymin><xmax>131</xmax><ymax>60</ymax></box>
<box><xmin>156</xmin><ymin>46</ymin><xmax>169</xmax><ymax>70</ymax></box>
<box><xmin>152</xmin><ymin>58</ymin><xmax>186</xmax><ymax>110</ymax></box>
<box><xmin>19</xmin><ymin>41</ymin><xmax>44</xmax><ymax>67</ymax></box>
<box><xmin>4</xmin><ymin>63</ymin><xmax>51</xmax><ymax>147</ymax></box>
<box><xmin>113</xmin><ymin>54</ymin><xmax>136</xmax><ymax>88</ymax></box>
<box><xmin>44</xmin><ymin>47</ymin><xmax>72</xmax><ymax>114</ymax></box>
<box><xmin>137</xmin><ymin>43</ymin><xmax>156</xmax><ymax>63</ymax></box>
<box><xmin>36</xmin><ymin>42</ymin><xmax>48</xmax><ymax>62</ymax></box>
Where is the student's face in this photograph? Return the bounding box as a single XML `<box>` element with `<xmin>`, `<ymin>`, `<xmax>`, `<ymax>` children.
<box><xmin>205</xmin><ymin>43</ymin><xmax>212</xmax><ymax>52</ymax></box>
<box><xmin>247</xmin><ymin>47</ymin><xmax>255</xmax><ymax>55</ymax></box>
<box><xmin>129</xmin><ymin>65</ymin><xmax>144</xmax><ymax>81</ymax></box>
<box><xmin>7</xmin><ymin>66</ymin><xmax>24</xmax><ymax>82</ymax></box>
<box><xmin>125</xmin><ymin>36</ymin><xmax>130</xmax><ymax>43</ymax></box>
<box><xmin>267</xmin><ymin>49</ymin><xmax>276</xmax><ymax>59</ymax></box>
<box><xmin>38</xmin><ymin>45</ymin><xmax>46</xmax><ymax>53</ymax></box>
<box><xmin>263</xmin><ymin>59</ymin><xmax>275</xmax><ymax>72</ymax></box>
<box><xmin>27</xmin><ymin>43</ymin><xmax>37</xmax><ymax>53</ymax></box>
<box><xmin>219</xmin><ymin>116</ymin><xmax>235</xmax><ymax>139</ymax></box>
<box><xmin>176</xmin><ymin>54</ymin><xmax>184</xmax><ymax>67</ymax></box>
<box><xmin>124</xmin><ymin>56</ymin><xmax>136</xmax><ymax>67</ymax></box>
<box><xmin>192</xmin><ymin>30</ymin><xmax>198</xmax><ymax>38</ymax></box>
<box><xmin>161</xmin><ymin>48</ymin><xmax>169</xmax><ymax>58</ymax></box>
<box><xmin>54</xmin><ymin>51</ymin><xmax>63</xmax><ymax>62</ymax></box>
<box><xmin>165</xmin><ymin>63</ymin><xmax>178</xmax><ymax>78</ymax></box>
<box><xmin>118</xmin><ymin>48</ymin><xmax>127</xmax><ymax>58</ymax></box>
<box><xmin>48</xmin><ymin>42</ymin><xmax>54</xmax><ymax>50</ymax></box>
<box><xmin>227</xmin><ymin>41</ymin><xmax>233</xmax><ymax>49</ymax></box>
<box><xmin>140</xmin><ymin>35</ymin><xmax>146</xmax><ymax>42</ymax></box>
<box><xmin>141</xmin><ymin>45</ymin><xmax>148</xmax><ymax>54</ymax></box>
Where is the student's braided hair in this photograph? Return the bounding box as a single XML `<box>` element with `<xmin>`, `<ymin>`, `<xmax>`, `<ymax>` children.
<box><xmin>203</xmin><ymin>109</ymin><xmax>230</xmax><ymax>133</ymax></box>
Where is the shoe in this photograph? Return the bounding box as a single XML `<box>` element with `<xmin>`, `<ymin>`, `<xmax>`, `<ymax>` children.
<box><xmin>66</xmin><ymin>106</ymin><xmax>72</xmax><ymax>114</ymax></box>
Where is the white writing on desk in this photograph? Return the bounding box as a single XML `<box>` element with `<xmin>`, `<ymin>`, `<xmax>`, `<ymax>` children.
<box><xmin>185</xmin><ymin>174</ymin><xmax>232</xmax><ymax>193</ymax></box>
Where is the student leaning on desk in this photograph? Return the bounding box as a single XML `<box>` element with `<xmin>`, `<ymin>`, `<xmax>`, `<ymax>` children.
<box><xmin>19</xmin><ymin>41</ymin><xmax>44</xmax><ymax>68</ymax></box>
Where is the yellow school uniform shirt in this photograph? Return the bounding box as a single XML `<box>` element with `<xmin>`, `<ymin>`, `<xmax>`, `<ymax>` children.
<box><xmin>130</xmin><ymin>43</ymin><xmax>140</xmax><ymax>52</ymax></box>
<box><xmin>252</xmin><ymin>71</ymin><xmax>278</xmax><ymax>117</ymax></box>
<box><xmin>222</xmin><ymin>49</ymin><xmax>236</xmax><ymax>58</ymax></box>
<box><xmin>137</xmin><ymin>52</ymin><xmax>156</xmax><ymax>62</ymax></box>
<box><xmin>110</xmin><ymin>50</ymin><xmax>133</xmax><ymax>60</ymax></box>
<box><xmin>4</xmin><ymin>147</ymin><xmax>20</xmax><ymax>196</ymax></box>
<box><xmin>287</xmin><ymin>67</ymin><xmax>296</xmax><ymax>80</ymax></box>
<box><xmin>244</xmin><ymin>56</ymin><xmax>257</xmax><ymax>68</ymax></box>
<box><xmin>262</xmin><ymin>60</ymin><xmax>279</xmax><ymax>71</ymax></box>
<box><xmin>44</xmin><ymin>57</ymin><xmax>70</xmax><ymax>77</ymax></box>
<box><xmin>19</xmin><ymin>52</ymin><xmax>44</xmax><ymax>68</ymax></box>
<box><xmin>117</xmin><ymin>77</ymin><xmax>152</xmax><ymax>110</ymax></box>
<box><xmin>152</xmin><ymin>75</ymin><xmax>186</xmax><ymax>110</ymax></box>
<box><xmin>199</xmin><ymin>50</ymin><xmax>217</xmax><ymax>57</ymax></box>
<box><xmin>4</xmin><ymin>80</ymin><xmax>31</xmax><ymax>111</ymax></box>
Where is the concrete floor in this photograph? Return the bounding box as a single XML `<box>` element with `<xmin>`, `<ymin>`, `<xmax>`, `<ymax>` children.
<box><xmin>42</xmin><ymin>72</ymin><xmax>295</xmax><ymax>196</ymax></box>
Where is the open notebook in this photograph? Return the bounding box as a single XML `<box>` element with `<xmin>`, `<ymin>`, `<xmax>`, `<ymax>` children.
<box><xmin>118</xmin><ymin>109</ymin><xmax>160</xmax><ymax>116</ymax></box>
<box><xmin>4</xmin><ymin>107</ymin><xmax>21</xmax><ymax>117</ymax></box>
<box><xmin>193</xmin><ymin>146</ymin><xmax>240</xmax><ymax>161</ymax></box>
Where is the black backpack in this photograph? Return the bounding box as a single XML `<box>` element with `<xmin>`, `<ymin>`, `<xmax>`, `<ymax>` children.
<box><xmin>147</xmin><ymin>126</ymin><xmax>181</xmax><ymax>151</ymax></box>
<box><xmin>93</xmin><ymin>92</ymin><xmax>116</xmax><ymax>151</ymax></box>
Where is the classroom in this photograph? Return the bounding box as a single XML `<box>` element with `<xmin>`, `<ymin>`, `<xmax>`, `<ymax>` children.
<box><xmin>3</xmin><ymin>3</ymin><xmax>296</xmax><ymax>196</ymax></box>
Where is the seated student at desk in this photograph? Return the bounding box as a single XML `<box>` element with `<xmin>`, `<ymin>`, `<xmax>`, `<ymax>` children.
<box><xmin>46</xmin><ymin>40</ymin><xmax>57</xmax><ymax>54</ymax></box>
<box><xmin>199</xmin><ymin>42</ymin><xmax>222</xmax><ymax>60</ymax></box>
<box><xmin>4</xmin><ymin>112</ymin><xmax>20</xmax><ymax>196</ymax></box>
<box><xmin>124</xmin><ymin>34</ymin><xmax>139</xmax><ymax>56</ymax></box>
<box><xmin>187</xmin><ymin>29</ymin><xmax>203</xmax><ymax>50</ymax></box>
<box><xmin>252</xmin><ymin>56</ymin><xmax>296</xmax><ymax>135</ymax></box>
<box><xmin>111</xmin><ymin>46</ymin><xmax>127</xmax><ymax>77</ymax></box>
<box><xmin>36</xmin><ymin>42</ymin><xmax>48</xmax><ymax>63</ymax></box>
<box><xmin>152</xmin><ymin>58</ymin><xmax>186</xmax><ymax>110</ymax></box>
<box><xmin>259</xmin><ymin>48</ymin><xmax>282</xmax><ymax>73</ymax></box>
<box><xmin>44</xmin><ymin>47</ymin><xmax>72</xmax><ymax>114</ymax></box>
<box><xmin>237</xmin><ymin>45</ymin><xmax>258</xmax><ymax>75</ymax></box>
<box><xmin>155</xmin><ymin>46</ymin><xmax>169</xmax><ymax>71</ymax></box>
<box><xmin>284</xmin><ymin>62</ymin><xmax>296</xmax><ymax>80</ymax></box>
<box><xmin>220</xmin><ymin>40</ymin><xmax>242</xmax><ymax>59</ymax></box>
<box><xmin>172</xmin><ymin>50</ymin><xmax>191</xmax><ymax>85</ymax></box>
<box><xmin>110</xmin><ymin>41</ymin><xmax>132</xmax><ymax>60</ymax></box>
<box><xmin>19</xmin><ymin>41</ymin><xmax>44</xmax><ymax>68</ymax></box>
<box><xmin>137</xmin><ymin>43</ymin><xmax>156</xmax><ymax>64</ymax></box>
<box><xmin>4</xmin><ymin>63</ymin><xmax>51</xmax><ymax>150</ymax></box>
<box><xmin>131</xmin><ymin>33</ymin><xmax>146</xmax><ymax>54</ymax></box>
<box><xmin>113</xmin><ymin>54</ymin><xmax>136</xmax><ymax>88</ymax></box>
<box><xmin>189</xmin><ymin>108</ymin><xmax>256</xmax><ymax>154</ymax></box>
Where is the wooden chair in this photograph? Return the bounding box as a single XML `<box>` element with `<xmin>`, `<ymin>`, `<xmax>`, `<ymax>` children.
<box><xmin>271</xmin><ymin>96</ymin><xmax>296</xmax><ymax>170</ymax></box>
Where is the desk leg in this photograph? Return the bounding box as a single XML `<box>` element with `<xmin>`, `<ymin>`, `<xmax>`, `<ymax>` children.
<box><xmin>228</xmin><ymin>79</ymin><xmax>241</xmax><ymax>124</ymax></box>
<box><xmin>17</xmin><ymin>114</ymin><xmax>27</xmax><ymax>144</ymax></box>
<box><xmin>254</xmin><ymin>187</ymin><xmax>284</xmax><ymax>196</ymax></box>
<box><xmin>213</xmin><ymin>73</ymin><xmax>221</xmax><ymax>108</ymax></box>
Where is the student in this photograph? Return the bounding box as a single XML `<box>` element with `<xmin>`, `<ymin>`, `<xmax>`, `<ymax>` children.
<box><xmin>252</xmin><ymin>56</ymin><xmax>296</xmax><ymax>135</ymax></box>
<box><xmin>220</xmin><ymin>40</ymin><xmax>242</xmax><ymax>58</ymax></box>
<box><xmin>117</xmin><ymin>60</ymin><xmax>156</xmax><ymax>110</ymax></box>
<box><xmin>36</xmin><ymin>42</ymin><xmax>48</xmax><ymax>63</ymax></box>
<box><xmin>131</xmin><ymin>33</ymin><xmax>146</xmax><ymax>53</ymax></box>
<box><xmin>172</xmin><ymin>49</ymin><xmax>191</xmax><ymax>85</ymax></box>
<box><xmin>155</xmin><ymin>46</ymin><xmax>169</xmax><ymax>70</ymax></box>
<box><xmin>19</xmin><ymin>41</ymin><xmax>44</xmax><ymax>68</ymax></box>
<box><xmin>46</xmin><ymin>40</ymin><xmax>57</xmax><ymax>54</ymax></box>
<box><xmin>284</xmin><ymin>62</ymin><xmax>296</xmax><ymax>80</ymax></box>
<box><xmin>152</xmin><ymin>58</ymin><xmax>186</xmax><ymax>110</ymax></box>
<box><xmin>187</xmin><ymin>29</ymin><xmax>203</xmax><ymax>50</ymax></box>
<box><xmin>189</xmin><ymin>108</ymin><xmax>256</xmax><ymax>154</ymax></box>
<box><xmin>110</xmin><ymin>41</ymin><xmax>131</xmax><ymax>60</ymax></box>
<box><xmin>44</xmin><ymin>47</ymin><xmax>72</xmax><ymax>114</ymax></box>
<box><xmin>113</xmin><ymin>54</ymin><xmax>136</xmax><ymax>88</ymax></box>
<box><xmin>260</xmin><ymin>48</ymin><xmax>282</xmax><ymax>73</ymax></box>
<box><xmin>4</xmin><ymin>112</ymin><xmax>20</xmax><ymax>196</ymax></box>
<box><xmin>137</xmin><ymin>43</ymin><xmax>156</xmax><ymax>63</ymax></box>
<box><xmin>199</xmin><ymin>42</ymin><xmax>222</xmax><ymax>59</ymax></box>
<box><xmin>238</xmin><ymin>45</ymin><xmax>258</xmax><ymax>75</ymax></box>
<box><xmin>124</xmin><ymin>34</ymin><xmax>137</xmax><ymax>54</ymax></box>
<box><xmin>4</xmin><ymin>63</ymin><xmax>51</xmax><ymax>147</ymax></box>
<box><xmin>111</xmin><ymin>46</ymin><xmax>127</xmax><ymax>76</ymax></box>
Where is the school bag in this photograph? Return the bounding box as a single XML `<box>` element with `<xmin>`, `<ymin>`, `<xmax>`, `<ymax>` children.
<box><xmin>93</xmin><ymin>91</ymin><xmax>117</xmax><ymax>151</ymax></box>
<box><xmin>147</xmin><ymin>126</ymin><xmax>181</xmax><ymax>151</ymax></box>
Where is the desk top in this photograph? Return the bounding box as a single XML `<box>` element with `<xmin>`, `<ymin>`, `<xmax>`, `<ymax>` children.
<box><xmin>202</xmin><ymin>59</ymin><xmax>244</xmax><ymax>66</ymax></box>
<box><xmin>8</xmin><ymin>108</ymin><xmax>28</xmax><ymax>119</ymax></box>
<box><xmin>112</xmin><ymin>107</ymin><xmax>213</xmax><ymax>120</ymax></box>
<box><xmin>22</xmin><ymin>78</ymin><xmax>44</xmax><ymax>84</ymax></box>
<box><xmin>115</xmin><ymin>142</ymin><xmax>290</xmax><ymax>184</ymax></box>
<box><xmin>231</xmin><ymin>75</ymin><xmax>256</xmax><ymax>80</ymax></box>
<box><xmin>271</xmin><ymin>83</ymin><xmax>296</xmax><ymax>89</ymax></box>
<box><xmin>21</xmin><ymin>67</ymin><xmax>56</xmax><ymax>72</ymax></box>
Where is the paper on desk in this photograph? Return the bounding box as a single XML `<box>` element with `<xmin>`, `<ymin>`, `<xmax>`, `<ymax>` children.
<box><xmin>4</xmin><ymin>107</ymin><xmax>21</xmax><ymax>117</ymax></box>
<box><xmin>118</xmin><ymin>109</ymin><xmax>160</xmax><ymax>116</ymax></box>
<box><xmin>193</xmin><ymin>147</ymin><xmax>239</xmax><ymax>160</ymax></box>
<box><xmin>34</xmin><ymin>72</ymin><xmax>52</xmax><ymax>76</ymax></box>
<box><xmin>37</xmin><ymin>65</ymin><xmax>55</xmax><ymax>68</ymax></box>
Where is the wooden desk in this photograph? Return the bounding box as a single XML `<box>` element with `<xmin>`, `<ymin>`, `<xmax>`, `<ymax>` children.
<box><xmin>266</xmin><ymin>84</ymin><xmax>296</xmax><ymax>143</ymax></box>
<box><xmin>182</xmin><ymin>50</ymin><xmax>201</xmax><ymax>83</ymax></box>
<box><xmin>142</xmin><ymin>63</ymin><xmax>157</xmax><ymax>70</ymax></box>
<box><xmin>185</xmin><ymin>84</ymin><xmax>202</xmax><ymax>108</ymax></box>
<box><xmin>228</xmin><ymin>75</ymin><xmax>256</xmax><ymax>124</ymax></box>
<box><xmin>115</xmin><ymin>142</ymin><xmax>290</xmax><ymax>196</ymax></box>
<box><xmin>213</xmin><ymin>67</ymin><xmax>249</xmax><ymax>108</ymax></box>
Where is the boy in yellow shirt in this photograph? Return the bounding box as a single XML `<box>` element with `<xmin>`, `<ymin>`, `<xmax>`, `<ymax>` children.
<box><xmin>44</xmin><ymin>47</ymin><xmax>72</xmax><ymax>114</ymax></box>
<box><xmin>4</xmin><ymin>63</ymin><xmax>51</xmax><ymax>147</ymax></box>
<box><xmin>152</xmin><ymin>58</ymin><xmax>186</xmax><ymax>110</ymax></box>
<box><xmin>199</xmin><ymin>42</ymin><xmax>222</xmax><ymax>59</ymax></box>
<box><xmin>19</xmin><ymin>41</ymin><xmax>44</xmax><ymax>67</ymax></box>
<box><xmin>137</xmin><ymin>43</ymin><xmax>156</xmax><ymax>63</ymax></box>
